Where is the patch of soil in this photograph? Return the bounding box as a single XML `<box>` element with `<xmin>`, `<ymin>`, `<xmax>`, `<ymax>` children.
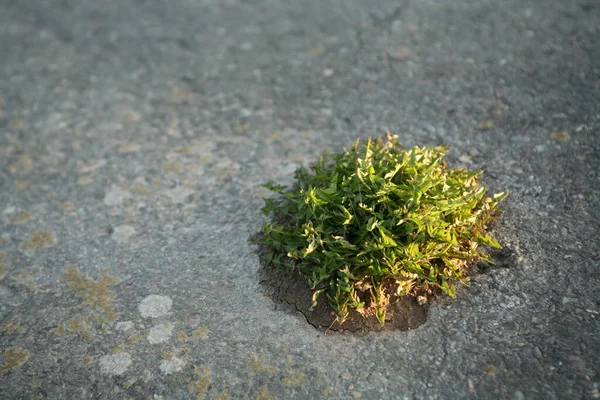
<box><xmin>258</xmin><ymin>263</ymin><xmax>428</xmax><ymax>334</ymax></box>
<box><xmin>256</xmin><ymin>244</ymin><xmax>518</xmax><ymax>334</ymax></box>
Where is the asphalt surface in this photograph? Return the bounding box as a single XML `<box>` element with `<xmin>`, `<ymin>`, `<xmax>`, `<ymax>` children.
<box><xmin>0</xmin><ymin>0</ymin><xmax>599</xmax><ymax>399</ymax></box>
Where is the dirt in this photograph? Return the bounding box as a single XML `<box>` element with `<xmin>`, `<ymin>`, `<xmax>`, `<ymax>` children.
<box><xmin>257</xmin><ymin>244</ymin><xmax>519</xmax><ymax>334</ymax></box>
<box><xmin>258</xmin><ymin>262</ymin><xmax>429</xmax><ymax>334</ymax></box>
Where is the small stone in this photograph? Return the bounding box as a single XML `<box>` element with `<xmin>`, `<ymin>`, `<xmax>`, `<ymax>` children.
<box><xmin>533</xmin><ymin>346</ymin><xmax>542</xmax><ymax>359</ymax></box>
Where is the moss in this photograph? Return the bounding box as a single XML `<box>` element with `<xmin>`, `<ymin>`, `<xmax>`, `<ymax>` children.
<box><xmin>22</xmin><ymin>230</ymin><xmax>55</xmax><ymax>250</ymax></box>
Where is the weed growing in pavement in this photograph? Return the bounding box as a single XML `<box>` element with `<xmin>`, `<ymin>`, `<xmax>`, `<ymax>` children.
<box><xmin>254</xmin><ymin>134</ymin><xmax>507</xmax><ymax>325</ymax></box>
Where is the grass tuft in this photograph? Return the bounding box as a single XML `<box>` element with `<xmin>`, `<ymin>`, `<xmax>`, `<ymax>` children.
<box><xmin>254</xmin><ymin>134</ymin><xmax>507</xmax><ymax>325</ymax></box>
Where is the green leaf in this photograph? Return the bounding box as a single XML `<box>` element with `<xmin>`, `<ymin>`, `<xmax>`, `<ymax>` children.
<box><xmin>254</xmin><ymin>134</ymin><xmax>507</xmax><ymax>326</ymax></box>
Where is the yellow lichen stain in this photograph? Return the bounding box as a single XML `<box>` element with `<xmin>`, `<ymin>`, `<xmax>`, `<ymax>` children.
<box><xmin>62</xmin><ymin>202</ymin><xmax>73</xmax><ymax>210</ymax></box>
<box><xmin>10</xmin><ymin>270</ymin><xmax>33</xmax><ymax>282</ymax></box>
<box><xmin>283</xmin><ymin>371</ymin><xmax>307</xmax><ymax>388</ymax></box>
<box><xmin>54</xmin><ymin>316</ymin><xmax>94</xmax><ymax>339</ymax></box>
<box><xmin>22</xmin><ymin>230</ymin><xmax>55</xmax><ymax>250</ymax></box>
<box><xmin>83</xmin><ymin>356</ymin><xmax>93</xmax><ymax>367</ymax></box>
<box><xmin>0</xmin><ymin>264</ymin><xmax>6</xmax><ymax>280</ymax></box>
<box><xmin>396</xmin><ymin>46</ymin><xmax>409</xmax><ymax>57</ymax></box>
<box><xmin>248</xmin><ymin>353</ymin><xmax>276</xmax><ymax>375</ymax></box>
<box><xmin>0</xmin><ymin>320</ymin><xmax>25</xmax><ymax>334</ymax></box>
<box><xmin>126</xmin><ymin>333</ymin><xmax>143</xmax><ymax>345</ymax></box>
<box><xmin>477</xmin><ymin>120</ymin><xmax>494</xmax><ymax>131</ymax></box>
<box><xmin>25</xmin><ymin>284</ymin><xmax>37</xmax><ymax>293</ymax></box>
<box><xmin>257</xmin><ymin>385</ymin><xmax>273</xmax><ymax>400</ymax></box>
<box><xmin>162</xmin><ymin>352</ymin><xmax>173</xmax><ymax>360</ymax></box>
<box><xmin>199</xmin><ymin>153</ymin><xmax>213</xmax><ymax>164</ymax></box>
<box><xmin>177</xmin><ymin>332</ymin><xmax>189</xmax><ymax>342</ymax></box>
<box><xmin>15</xmin><ymin>180</ymin><xmax>29</xmax><ymax>190</ymax></box>
<box><xmin>283</xmin><ymin>355</ymin><xmax>307</xmax><ymax>387</ymax></box>
<box><xmin>119</xmin><ymin>142</ymin><xmax>138</xmax><ymax>153</ymax></box>
<box><xmin>351</xmin><ymin>391</ymin><xmax>363</xmax><ymax>399</ymax></box>
<box><xmin>174</xmin><ymin>146</ymin><xmax>193</xmax><ymax>154</ymax></box>
<box><xmin>152</xmin><ymin>177</ymin><xmax>163</xmax><ymax>186</ymax></box>
<box><xmin>112</xmin><ymin>344</ymin><xmax>125</xmax><ymax>354</ymax></box>
<box><xmin>9</xmin><ymin>119</ymin><xmax>23</xmax><ymax>129</ymax></box>
<box><xmin>551</xmin><ymin>130</ymin><xmax>569</xmax><ymax>142</ymax></box>
<box><xmin>77</xmin><ymin>175</ymin><xmax>93</xmax><ymax>185</ymax></box>
<box><xmin>125</xmin><ymin>207</ymin><xmax>136</xmax><ymax>221</ymax></box>
<box><xmin>215</xmin><ymin>167</ymin><xmax>238</xmax><ymax>182</ymax></box>
<box><xmin>166</xmin><ymin>118</ymin><xmax>179</xmax><ymax>136</ymax></box>
<box><xmin>130</xmin><ymin>185</ymin><xmax>151</xmax><ymax>194</ymax></box>
<box><xmin>190</xmin><ymin>327</ymin><xmax>209</xmax><ymax>340</ymax></box>
<box><xmin>187</xmin><ymin>364</ymin><xmax>212</xmax><ymax>398</ymax></box>
<box><xmin>123</xmin><ymin>381</ymin><xmax>131</xmax><ymax>390</ymax></box>
<box><xmin>0</xmin><ymin>347</ymin><xmax>30</xmax><ymax>373</ymax></box>
<box><xmin>307</xmin><ymin>45</ymin><xmax>325</xmax><ymax>55</ymax></box>
<box><xmin>62</xmin><ymin>266</ymin><xmax>119</xmax><ymax>324</ymax></box>
<box><xmin>125</xmin><ymin>111</ymin><xmax>140</xmax><ymax>122</ymax></box>
<box><xmin>267</xmin><ymin>131</ymin><xmax>283</xmax><ymax>141</ymax></box>
<box><xmin>178</xmin><ymin>346</ymin><xmax>190</xmax><ymax>357</ymax></box>
<box><xmin>213</xmin><ymin>389</ymin><xmax>230</xmax><ymax>400</ymax></box>
<box><xmin>234</xmin><ymin>123</ymin><xmax>248</xmax><ymax>134</ymax></box>
<box><xmin>10</xmin><ymin>154</ymin><xmax>33</xmax><ymax>170</ymax></box>
<box><xmin>164</xmin><ymin>162</ymin><xmax>183</xmax><ymax>174</ymax></box>
<box><xmin>9</xmin><ymin>213</ymin><xmax>34</xmax><ymax>223</ymax></box>
<box><xmin>0</xmin><ymin>251</ymin><xmax>4</xmax><ymax>261</ymax></box>
<box><xmin>168</xmin><ymin>89</ymin><xmax>191</xmax><ymax>103</ymax></box>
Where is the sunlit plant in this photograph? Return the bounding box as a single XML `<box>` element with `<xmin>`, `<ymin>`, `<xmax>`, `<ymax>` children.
<box><xmin>255</xmin><ymin>134</ymin><xmax>507</xmax><ymax>325</ymax></box>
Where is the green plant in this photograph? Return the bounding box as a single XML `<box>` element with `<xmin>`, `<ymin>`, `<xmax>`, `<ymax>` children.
<box><xmin>255</xmin><ymin>134</ymin><xmax>507</xmax><ymax>325</ymax></box>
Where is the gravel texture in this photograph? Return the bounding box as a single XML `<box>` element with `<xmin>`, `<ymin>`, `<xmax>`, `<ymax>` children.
<box><xmin>0</xmin><ymin>0</ymin><xmax>599</xmax><ymax>399</ymax></box>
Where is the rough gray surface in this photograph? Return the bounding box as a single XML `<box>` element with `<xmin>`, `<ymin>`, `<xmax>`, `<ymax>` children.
<box><xmin>0</xmin><ymin>0</ymin><xmax>599</xmax><ymax>399</ymax></box>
